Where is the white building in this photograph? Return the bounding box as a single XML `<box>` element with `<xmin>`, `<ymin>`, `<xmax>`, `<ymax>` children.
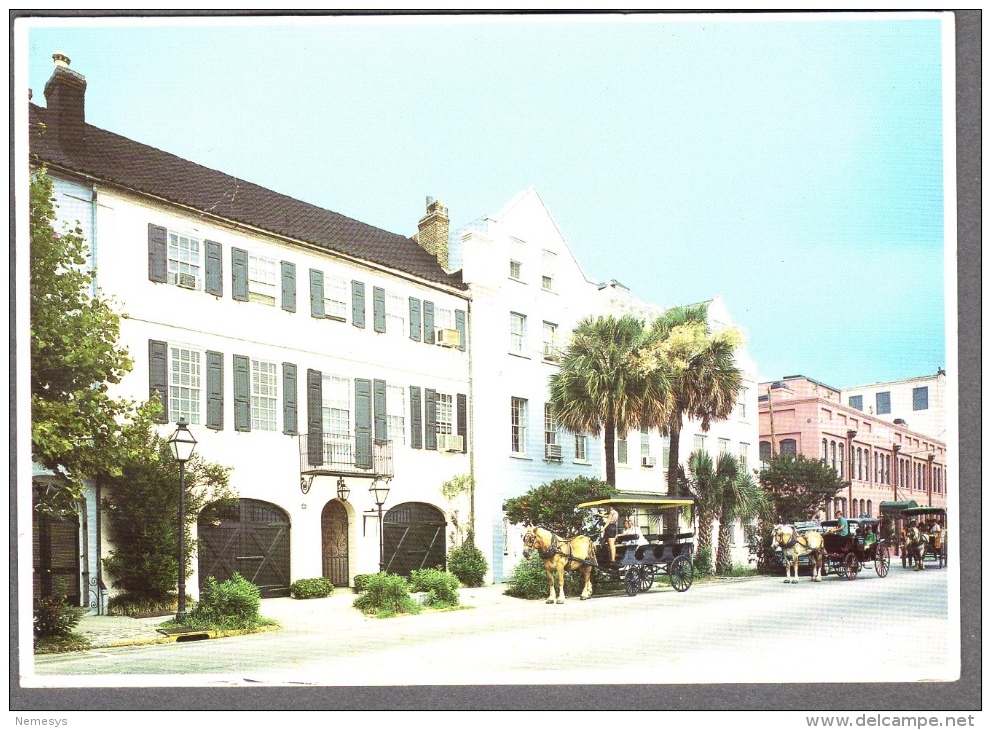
<box><xmin>840</xmin><ymin>370</ymin><xmax>947</xmax><ymax>442</ymax></box>
<box><xmin>454</xmin><ymin>187</ymin><xmax>605</xmax><ymax>581</ymax></box>
<box><xmin>30</xmin><ymin>55</ymin><xmax>472</xmax><ymax>610</ymax></box>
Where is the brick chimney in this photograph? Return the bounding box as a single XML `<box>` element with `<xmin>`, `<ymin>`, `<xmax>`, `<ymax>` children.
<box><xmin>43</xmin><ymin>51</ymin><xmax>87</xmax><ymax>155</ymax></box>
<box><xmin>416</xmin><ymin>196</ymin><xmax>450</xmax><ymax>270</ymax></box>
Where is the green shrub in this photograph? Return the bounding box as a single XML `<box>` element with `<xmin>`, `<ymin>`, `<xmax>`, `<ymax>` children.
<box><xmin>107</xmin><ymin>595</ymin><xmax>177</xmax><ymax>618</ymax></box>
<box><xmin>352</xmin><ymin>572</ymin><xmax>420</xmax><ymax>616</ymax></box>
<box><xmin>189</xmin><ymin>573</ymin><xmax>261</xmax><ymax>629</ymax></box>
<box><xmin>33</xmin><ymin>595</ymin><xmax>85</xmax><ymax>638</ymax></box>
<box><xmin>290</xmin><ymin>577</ymin><xmax>334</xmax><ymax>599</ymax></box>
<box><xmin>503</xmin><ymin>555</ymin><xmax>587</xmax><ymax>599</ymax></box>
<box><xmin>448</xmin><ymin>541</ymin><xmax>488</xmax><ymax>587</ymax></box>
<box><xmin>352</xmin><ymin>574</ymin><xmax>375</xmax><ymax>593</ymax></box>
<box><xmin>694</xmin><ymin>545</ymin><xmax>713</xmax><ymax>577</ymax></box>
<box><xmin>409</xmin><ymin>568</ymin><xmax>460</xmax><ymax>607</ymax></box>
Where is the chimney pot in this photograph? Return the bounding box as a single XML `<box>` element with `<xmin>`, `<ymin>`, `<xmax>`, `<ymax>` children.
<box><xmin>53</xmin><ymin>51</ymin><xmax>71</xmax><ymax>68</ymax></box>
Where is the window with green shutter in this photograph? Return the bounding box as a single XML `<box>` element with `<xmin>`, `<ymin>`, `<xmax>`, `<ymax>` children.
<box><xmin>355</xmin><ymin>379</ymin><xmax>373</xmax><ymax>469</ymax></box>
<box><xmin>283</xmin><ymin>363</ymin><xmax>298</xmax><ymax>434</ymax></box>
<box><xmin>204</xmin><ymin>241</ymin><xmax>223</xmax><ymax>297</ymax></box>
<box><xmin>373</xmin><ymin>287</ymin><xmax>386</xmax><ymax>333</ymax></box>
<box><xmin>206</xmin><ymin>351</ymin><xmax>224</xmax><ymax>430</ymax></box>
<box><xmin>233</xmin><ymin>355</ymin><xmax>251</xmax><ymax>431</ymax></box>
<box><xmin>231</xmin><ymin>248</ymin><xmax>249</xmax><ymax>302</ymax></box>
<box><xmin>410</xmin><ymin>386</ymin><xmax>422</xmax><ymax>449</ymax></box>
<box><xmin>409</xmin><ymin>298</ymin><xmax>422</xmax><ymax>341</ymax></box>
<box><xmin>148</xmin><ymin>339</ymin><xmax>168</xmax><ymax>422</ymax></box>
<box><xmin>352</xmin><ymin>281</ymin><xmax>366</xmax><ymax>328</ymax></box>
<box><xmin>281</xmin><ymin>261</ymin><xmax>296</xmax><ymax>312</ymax></box>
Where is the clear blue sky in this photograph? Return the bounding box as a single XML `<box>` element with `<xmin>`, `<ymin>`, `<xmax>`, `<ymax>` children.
<box><xmin>19</xmin><ymin>13</ymin><xmax>950</xmax><ymax>390</ymax></box>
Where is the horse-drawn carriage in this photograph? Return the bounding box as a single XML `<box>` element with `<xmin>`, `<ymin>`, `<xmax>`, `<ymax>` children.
<box><xmin>819</xmin><ymin>517</ymin><xmax>891</xmax><ymax>580</ymax></box>
<box><xmin>522</xmin><ymin>495</ymin><xmax>695</xmax><ymax>603</ymax></box>
<box><xmin>900</xmin><ymin>506</ymin><xmax>948</xmax><ymax>570</ymax></box>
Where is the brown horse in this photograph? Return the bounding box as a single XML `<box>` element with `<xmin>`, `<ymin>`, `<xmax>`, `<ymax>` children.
<box><xmin>902</xmin><ymin>526</ymin><xmax>929</xmax><ymax>570</ymax></box>
<box><xmin>772</xmin><ymin>524</ymin><xmax>825</xmax><ymax>583</ymax></box>
<box><xmin>522</xmin><ymin>526</ymin><xmax>596</xmax><ymax>603</ymax></box>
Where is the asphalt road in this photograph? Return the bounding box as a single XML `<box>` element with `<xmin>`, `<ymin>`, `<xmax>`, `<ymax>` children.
<box><xmin>29</xmin><ymin>566</ymin><xmax>954</xmax><ymax>686</ymax></box>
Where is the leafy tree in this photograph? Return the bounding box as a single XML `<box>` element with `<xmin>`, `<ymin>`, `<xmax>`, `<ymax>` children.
<box><xmin>758</xmin><ymin>452</ymin><xmax>847</xmax><ymax>524</ymax></box>
<box><xmin>102</xmin><ymin>434</ymin><xmax>234</xmax><ymax>604</ymax></box>
<box><xmin>639</xmin><ymin>305</ymin><xmax>742</xmax><ymax>493</ymax></box>
<box><xmin>503</xmin><ymin>476</ymin><xmax>616</xmax><ymax>538</ymax></box>
<box><xmin>30</xmin><ymin>167</ymin><xmax>157</xmax><ymax>515</ymax></box>
<box><xmin>549</xmin><ymin>315</ymin><xmax>670</xmax><ymax>486</ymax></box>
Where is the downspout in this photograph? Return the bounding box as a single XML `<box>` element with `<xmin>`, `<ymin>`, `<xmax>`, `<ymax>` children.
<box><xmin>89</xmin><ymin>184</ymin><xmax>99</xmax><ymax>297</ymax></box>
<box><xmin>466</xmin><ymin>298</ymin><xmax>475</xmax><ymax>537</ymax></box>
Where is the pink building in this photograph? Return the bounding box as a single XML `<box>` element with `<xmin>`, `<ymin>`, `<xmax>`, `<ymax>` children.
<box><xmin>758</xmin><ymin>376</ymin><xmax>947</xmax><ymax>521</ymax></box>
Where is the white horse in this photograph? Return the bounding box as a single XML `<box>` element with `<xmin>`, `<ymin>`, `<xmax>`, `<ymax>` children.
<box><xmin>772</xmin><ymin>524</ymin><xmax>825</xmax><ymax>583</ymax></box>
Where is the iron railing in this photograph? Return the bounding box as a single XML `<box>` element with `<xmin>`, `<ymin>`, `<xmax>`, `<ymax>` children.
<box><xmin>299</xmin><ymin>433</ymin><xmax>394</xmax><ymax>479</ymax></box>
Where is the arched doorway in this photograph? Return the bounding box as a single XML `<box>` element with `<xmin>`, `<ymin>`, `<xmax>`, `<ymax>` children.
<box><xmin>382</xmin><ymin>502</ymin><xmax>447</xmax><ymax>576</ymax></box>
<box><xmin>198</xmin><ymin>499</ymin><xmax>291</xmax><ymax>598</ymax></box>
<box><xmin>321</xmin><ymin>500</ymin><xmax>349</xmax><ymax>587</ymax></box>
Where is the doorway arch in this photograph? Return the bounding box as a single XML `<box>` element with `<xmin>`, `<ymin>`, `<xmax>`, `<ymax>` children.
<box><xmin>382</xmin><ymin>502</ymin><xmax>447</xmax><ymax>576</ymax></box>
<box><xmin>321</xmin><ymin>500</ymin><xmax>349</xmax><ymax>587</ymax></box>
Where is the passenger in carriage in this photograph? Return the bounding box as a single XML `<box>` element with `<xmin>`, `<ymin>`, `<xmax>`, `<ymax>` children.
<box><xmin>621</xmin><ymin>519</ymin><xmax>648</xmax><ymax>546</ymax></box>
<box><xmin>863</xmin><ymin>525</ymin><xmax>877</xmax><ymax>547</ymax></box>
<box><xmin>601</xmin><ymin>505</ymin><xmax>620</xmax><ymax>563</ymax></box>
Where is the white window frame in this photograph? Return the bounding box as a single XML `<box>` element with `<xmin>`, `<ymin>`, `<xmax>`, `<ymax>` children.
<box><xmin>250</xmin><ymin>359</ymin><xmax>279</xmax><ymax>431</ymax></box>
<box><xmin>510</xmin><ymin>312</ymin><xmax>527</xmax><ymax>354</ymax></box>
<box><xmin>248</xmin><ymin>254</ymin><xmax>278</xmax><ymax>305</ymax></box>
<box><xmin>167</xmin><ymin>231</ymin><xmax>203</xmax><ymax>290</ymax></box>
<box><xmin>509</xmin><ymin>237</ymin><xmax>525</xmax><ymax>282</ymax></box>
<box><xmin>511</xmin><ymin>397</ymin><xmax>528</xmax><ymax>455</ymax></box>
<box><xmin>435</xmin><ymin>306</ymin><xmax>455</xmax><ymax>333</ymax></box>
<box><xmin>575</xmin><ymin>433</ymin><xmax>588</xmax><ymax>462</ymax></box>
<box><xmin>169</xmin><ymin>344</ymin><xmax>203</xmax><ymax>425</ymax></box>
<box><xmin>544</xmin><ymin>404</ymin><xmax>558</xmax><ymax>447</ymax></box>
<box><xmin>386</xmin><ymin>292</ymin><xmax>406</xmax><ymax>335</ymax></box>
<box><xmin>694</xmin><ymin>434</ymin><xmax>707</xmax><ymax>453</ymax></box>
<box><xmin>739</xmin><ymin>442</ymin><xmax>749</xmax><ymax>471</ymax></box>
<box><xmin>325</xmin><ymin>274</ymin><xmax>349</xmax><ymax>320</ymax></box>
<box><xmin>436</xmin><ymin>393</ymin><xmax>453</xmax><ymax>436</ymax></box>
<box><xmin>541</xmin><ymin>249</ymin><xmax>556</xmax><ymax>291</ymax></box>
<box><xmin>322</xmin><ymin>375</ymin><xmax>351</xmax><ymax>461</ymax></box>
<box><xmin>387</xmin><ymin>385</ymin><xmax>406</xmax><ymax>445</ymax></box>
<box><xmin>719</xmin><ymin>437</ymin><xmax>731</xmax><ymax>455</ymax></box>
<box><xmin>542</xmin><ymin>321</ymin><xmax>558</xmax><ymax>360</ymax></box>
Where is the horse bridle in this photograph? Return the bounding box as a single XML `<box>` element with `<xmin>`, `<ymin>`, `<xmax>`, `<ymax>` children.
<box><xmin>525</xmin><ymin>529</ymin><xmax>578</xmax><ymax>563</ymax></box>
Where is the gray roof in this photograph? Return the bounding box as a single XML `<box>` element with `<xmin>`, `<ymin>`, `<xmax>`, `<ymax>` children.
<box><xmin>29</xmin><ymin>103</ymin><xmax>465</xmax><ymax>290</ymax></box>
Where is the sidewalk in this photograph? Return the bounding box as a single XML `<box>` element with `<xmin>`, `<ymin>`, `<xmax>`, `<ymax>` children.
<box><xmin>73</xmin><ymin>584</ymin><xmax>520</xmax><ymax>650</ymax></box>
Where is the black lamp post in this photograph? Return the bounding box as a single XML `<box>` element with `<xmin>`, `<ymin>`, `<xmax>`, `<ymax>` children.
<box><xmin>369</xmin><ymin>480</ymin><xmax>390</xmax><ymax>572</ymax></box>
<box><xmin>168</xmin><ymin>417</ymin><xmax>197</xmax><ymax>621</ymax></box>
<box><xmin>336</xmin><ymin>476</ymin><xmax>350</xmax><ymax>502</ymax></box>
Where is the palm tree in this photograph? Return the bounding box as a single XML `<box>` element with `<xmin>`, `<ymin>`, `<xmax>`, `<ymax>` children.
<box><xmin>643</xmin><ymin>304</ymin><xmax>742</xmax><ymax>493</ymax></box>
<box><xmin>713</xmin><ymin>452</ymin><xmax>766</xmax><ymax>574</ymax></box>
<box><xmin>679</xmin><ymin>450</ymin><xmax>721</xmax><ymax>573</ymax></box>
<box><xmin>548</xmin><ymin>314</ymin><xmax>670</xmax><ymax>486</ymax></box>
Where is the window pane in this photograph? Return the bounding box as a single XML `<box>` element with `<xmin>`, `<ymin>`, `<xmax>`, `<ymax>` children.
<box><xmin>912</xmin><ymin>387</ymin><xmax>929</xmax><ymax>411</ymax></box>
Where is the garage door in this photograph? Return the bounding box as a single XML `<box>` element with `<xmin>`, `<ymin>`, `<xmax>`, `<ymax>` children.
<box><xmin>382</xmin><ymin>502</ymin><xmax>447</xmax><ymax>576</ymax></box>
<box><xmin>198</xmin><ymin>499</ymin><xmax>291</xmax><ymax>598</ymax></box>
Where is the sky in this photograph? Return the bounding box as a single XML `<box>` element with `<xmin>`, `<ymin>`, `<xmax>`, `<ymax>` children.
<box><xmin>18</xmin><ymin>12</ymin><xmax>952</xmax><ymax>390</ymax></box>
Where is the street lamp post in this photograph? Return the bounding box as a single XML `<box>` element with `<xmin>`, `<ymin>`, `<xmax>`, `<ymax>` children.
<box><xmin>369</xmin><ymin>480</ymin><xmax>390</xmax><ymax>573</ymax></box>
<box><xmin>168</xmin><ymin>417</ymin><xmax>197</xmax><ymax>621</ymax></box>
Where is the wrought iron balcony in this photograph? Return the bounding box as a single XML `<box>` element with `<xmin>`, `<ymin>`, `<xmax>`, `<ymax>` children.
<box><xmin>299</xmin><ymin>433</ymin><xmax>394</xmax><ymax>480</ymax></box>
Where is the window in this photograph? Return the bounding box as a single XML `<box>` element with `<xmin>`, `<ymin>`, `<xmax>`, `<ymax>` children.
<box><xmin>661</xmin><ymin>436</ymin><xmax>670</xmax><ymax>471</ymax></box>
<box><xmin>541</xmin><ymin>250</ymin><xmax>556</xmax><ymax>291</ymax></box>
<box><xmin>617</xmin><ymin>435</ymin><xmax>628</xmax><ymax>465</ymax></box>
<box><xmin>436</xmin><ymin>393</ymin><xmax>453</xmax><ymax>436</ymax></box>
<box><xmin>822</xmin><ymin>438</ymin><xmax>829</xmax><ymax>464</ymax></box>
<box><xmin>509</xmin><ymin>237</ymin><xmax>524</xmax><ymax>281</ymax></box>
<box><xmin>739</xmin><ymin>442</ymin><xmax>749</xmax><ymax>471</ymax></box>
<box><xmin>848</xmin><ymin>394</ymin><xmax>863</xmax><ymax>410</ymax></box>
<box><xmin>248</xmin><ymin>254</ymin><xmax>278</xmax><ymax>305</ymax></box>
<box><xmin>913</xmin><ymin>386</ymin><xmax>929</xmax><ymax>411</ymax></box>
<box><xmin>760</xmin><ymin>441</ymin><xmax>773</xmax><ymax>463</ymax></box>
<box><xmin>737</xmin><ymin>388</ymin><xmax>748</xmax><ymax>418</ymax></box>
<box><xmin>575</xmin><ymin>433</ymin><xmax>588</xmax><ymax>461</ymax></box>
<box><xmin>511</xmin><ymin>398</ymin><xmax>527</xmax><ymax>455</ymax></box>
<box><xmin>719</xmin><ymin>438</ymin><xmax>730</xmax><ymax>455</ymax></box>
<box><xmin>169</xmin><ymin>345</ymin><xmax>202</xmax><ymax>425</ymax></box>
<box><xmin>510</xmin><ymin>312</ymin><xmax>526</xmax><ymax>353</ymax></box>
<box><xmin>838</xmin><ymin>442</ymin><xmax>844</xmax><ymax>478</ymax></box>
<box><xmin>168</xmin><ymin>231</ymin><xmax>202</xmax><ymax>289</ymax></box>
<box><xmin>780</xmin><ymin>439</ymin><xmax>797</xmax><ymax>456</ymax></box>
<box><xmin>544</xmin><ymin>404</ymin><xmax>558</xmax><ymax>446</ymax></box>
<box><xmin>387</xmin><ymin>385</ymin><xmax>405</xmax><ymax>444</ymax></box>
<box><xmin>325</xmin><ymin>275</ymin><xmax>349</xmax><ymax>320</ymax></box>
<box><xmin>250</xmin><ymin>360</ymin><xmax>278</xmax><ymax>431</ymax></box>
<box><xmin>641</xmin><ymin>432</ymin><xmax>651</xmax><ymax>459</ymax></box>
<box><xmin>694</xmin><ymin>434</ymin><xmax>706</xmax><ymax>453</ymax></box>
<box><xmin>385</xmin><ymin>293</ymin><xmax>406</xmax><ymax>335</ymax></box>
<box><xmin>876</xmin><ymin>391</ymin><xmax>891</xmax><ymax>415</ymax></box>
<box><xmin>323</xmin><ymin>375</ymin><xmax>351</xmax><ymax>461</ymax></box>
<box><xmin>542</xmin><ymin>322</ymin><xmax>559</xmax><ymax>361</ymax></box>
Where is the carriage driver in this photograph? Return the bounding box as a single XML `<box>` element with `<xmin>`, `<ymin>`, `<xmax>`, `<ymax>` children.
<box><xmin>601</xmin><ymin>505</ymin><xmax>620</xmax><ymax>563</ymax></box>
<box><xmin>828</xmin><ymin>510</ymin><xmax>850</xmax><ymax>536</ymax></box>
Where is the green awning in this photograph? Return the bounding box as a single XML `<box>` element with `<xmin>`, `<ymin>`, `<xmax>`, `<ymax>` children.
<box><xmin>578</xmin><ymin>493</ymin><xmax>694</xmax><ymax>510</ymax></box>
<box><xmin>878</xmin><ymin>500</ymin><xmax>919</xmax><ymax>516</ymax></box>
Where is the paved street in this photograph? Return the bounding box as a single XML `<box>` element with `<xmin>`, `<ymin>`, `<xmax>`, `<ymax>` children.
<box><xmin>28</xmin><ymin>567</ymin><xmax>955</xmax><ymax>687</ymax></box>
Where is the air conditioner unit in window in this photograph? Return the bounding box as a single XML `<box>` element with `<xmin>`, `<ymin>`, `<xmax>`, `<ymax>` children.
<box><xmin>641</xmin><ymin>456</ymin><xmax>656</xmax><ymax>468</ymax></box>
<box><xmin>436</xmin><ymin>328</ymin><xmax>461</xmax><ymax>348</ymax></box>
<box><xmin>437</xmin><ymin>433</ymin><xmax>464</xmax><ymax>452</ymax></box>
<box><xmin>542</xmin><ymin>344</ymin><xmax>559</xmax><ymax>362</ymax></box>
<box><xmin>177</xmin><ymin>273</ymin><xmax>197</xmax><ymax>289</ymax></box>
<box><xmin>545</xmin><ymin>443</ymin><xmax>562</xmax><ymax>461</ymax></box>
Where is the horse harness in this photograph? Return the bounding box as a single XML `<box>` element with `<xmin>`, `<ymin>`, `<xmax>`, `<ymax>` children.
<box><xmin>529</xmin><ymin>530</ymin><xmax>589</xmax><ymax>568</ymax></box>
<box><xmin>780</xmin><ymin>529</ymin><xmax>818</xmax><ymax>552</ymax></box>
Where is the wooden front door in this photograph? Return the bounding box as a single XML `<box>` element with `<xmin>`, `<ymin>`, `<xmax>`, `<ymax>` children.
<box><xmin>382</xmin><ymin>502</ymin><xmax>447</xmax><ymax>577</ymax></box>
<box><xmin>321</xmin><ymin>500</ymin><xmax>349</xmax><ymax>587</ymax></box>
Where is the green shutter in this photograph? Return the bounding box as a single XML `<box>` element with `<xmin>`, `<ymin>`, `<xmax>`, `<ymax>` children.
<box><xmin>352</xmin><ymin>281</ymin><xmax>366</xmax><ymax>328</ymax></box>
<box><xmin>373</xmin><ymin>287</ymin><xmax>386</xmax><ymax>333</ymax></box>
<box><xmin>232</xmin><ymin>248</ymin><xmax>249</xmax><ymax>302</ymax></box>
<box><xmin>148</xmin><ymin>339</ymin><xmax>168</xmax><ymax>423</ymax></box>
<box><xmin>424</xmin><ymin>388</ymin><xmax>437</xmax><ymax>451</ymax></box>
<box><xmin>423</xmin><ymin>301</ymin><xmax>435</xmax><ymax>344</ymax></box>
<box><xmin>281</xmin><ymin>261</ymin><xmax>296</xmax><ymax>312</ymax></box>
<box><xmin>409</xmin><ymin>298</ymin><xmax>422</xmax><ymax>341</ymax></box>
<box><xmin>374</xmin><ymin>379</ymin><xmax>387</xmax><ymax>442</ymax></box>
<box><xmin>355</xmin><ymin>378</ymin><xmax>373</xmax><ymax>469</ymax></box>
<box><xmin>307</xmin><ymin>369</ymin><xmax>323</xmax><ymax>466</ymax></box>
<box><xmin>410</xmin><ymin>386</ymin><xmax>422</xmax><ymax>449</ymax></box>
<box><xmin>233</xmin><ymin>354</ymin><xmax>251</xmax><ymax>431</ymax></box>
<box><xmin>206</xmin><ymin>350</ymin><xmax>224</xmax><ymax>430</ymax></box>
<box><xmin>204</xmin><ymin>241</ymin><xmax>223</xmax><ymax>296</ymax></box>
<box><xmin>455</xmin><ymin>309</ymin><xmax>466</xmax><ymax>352</ymax></box>
<box><xmin>457</xmin><ymin>393</ymin><xmax>467</xmax><ymax>453</ymax></box>
<box><xmin>283</xmin><ymin>363</ymin><xmax>298</xmax><ymax>435</ymax></box>
<box><xmin>309</xmin><ymin>269</ymin><xmax>325</xmax><ymax>318</ymax></box>
<box><xmin>148</xmin><ymin>224</ymin><xmax>168</xmax><ymax>283</ymax></box>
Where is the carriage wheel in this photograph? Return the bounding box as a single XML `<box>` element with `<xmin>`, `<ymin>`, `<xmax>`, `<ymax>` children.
<box><xmin>636</xmin><ymin>565</ymin><xmax>654</xmax><ymax>593</ymax></box>
<box><xmin>843</xmin><ymin>553</ymin><xmax>860</xmax><ymax>580</ymax></box>
<box><xmin>669</xmin><ymin>554</ymin><xmax>694</xmax><ymax>593</ymax></box>
<box><xmin>624</xmin><ymin>568</ymin><xmax>639</xmax><ymax>596</ymax></box>
<box><xmin>874</xmin><ymin>546</ymin><xmax>890</xmax><ymax>578</ymax></box>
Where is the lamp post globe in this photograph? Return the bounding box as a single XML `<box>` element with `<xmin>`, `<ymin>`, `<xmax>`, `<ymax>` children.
<box><xmin>168</xmin><ymin>418</ymin><xmax>197</xmax><ymax>621</ymax></box>
<box><xmin>369</xmin><ymin>481</ymin><xmax>391</xmax><ymax>573</ymax></box>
